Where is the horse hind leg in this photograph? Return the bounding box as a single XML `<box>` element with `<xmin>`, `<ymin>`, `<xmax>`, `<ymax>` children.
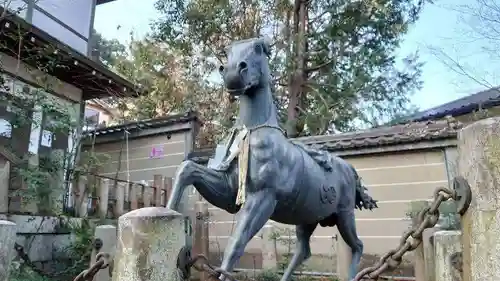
<box><xmin>166</xmin><ymin>160</ymin><xmax>239</xmax><ymax>214</ymax></box>
<box><xmin>280</xmin><ymin>223</ymin><xmax>317</xmax><ymax>281</ymax></box>
<box><xmin>337</xmin><ymin>210</ymin><xmax>364</xmax><ymax>280</ymax></box>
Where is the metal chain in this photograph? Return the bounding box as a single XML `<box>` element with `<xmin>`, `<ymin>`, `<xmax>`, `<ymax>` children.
<box><xmin>73</xmin><ymin>252</ymin><xmax>113</xmax><ymax>281</ymax></box>
<box><xmin>188</xmin><ymin>254</ymin><xmax>238</xmax><ymax>281</ymax></box>
<box><xmin>352</xmin><ymin>187</ymin><xmax>455</xmax><ymax>281</ymax></box>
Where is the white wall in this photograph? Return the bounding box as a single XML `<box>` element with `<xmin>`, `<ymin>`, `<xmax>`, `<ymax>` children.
<box><xmin>32</xmin><ymin>0</ymin><xmax>94</xmax><ymax>55</ymax></box>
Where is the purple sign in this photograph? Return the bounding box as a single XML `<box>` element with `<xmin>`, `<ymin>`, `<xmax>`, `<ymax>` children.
<box><xmin>150</xmin><ymin>145</ymin><xmax>164</xmax><ymax>158</ymax></box>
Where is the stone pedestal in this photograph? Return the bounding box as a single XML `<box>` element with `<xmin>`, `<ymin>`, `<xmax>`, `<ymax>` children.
<box><xmin>0</xmin><ymin>220</ymin><xmax>17</xmax><ymax>281</ymax></box>
<box><xmin>457</xmin><ymin>117</ymin><xmax>500</xmax><ymax>281</ymax></box>
<box><xmin>112</xmin><ymin>207</ymin><xmax>186</xmax><ymax>281</ymax></box>
<box><xmin>434</xmin><ymin>231</ymin><xmax>462</xmax><ymax>281</ymax></box>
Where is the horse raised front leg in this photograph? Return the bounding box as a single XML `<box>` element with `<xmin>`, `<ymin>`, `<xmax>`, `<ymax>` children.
<box><xmin>219</xmin><ymin>189</ymin><xmax>277</xmax><ymax>279</ymax></box>
<box><xmin>337</xmin><ymin>210</ymin><xmax>364</xmax><ymax>280</ymax></box>
<box><xmin>166</xmin><ymin>160</ymin><xmax>239</xmax><ymax>214</ymax></box>
<box><xmin>280</xmin><ymin>223</ymin><xmax>317</xmax><ymax>281</ymax></box>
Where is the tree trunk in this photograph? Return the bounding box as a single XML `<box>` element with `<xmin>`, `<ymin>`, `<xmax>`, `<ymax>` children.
<box><xmin>286</xmin><ymin>0</ymin><xmax>308</xmax><ymax>138</ymax></box>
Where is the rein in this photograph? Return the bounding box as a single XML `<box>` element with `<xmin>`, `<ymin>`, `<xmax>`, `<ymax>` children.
<box><xmin>235</xmin><ymin>123</ymin><xmax>287</xmax><ymax>137</ymax></box>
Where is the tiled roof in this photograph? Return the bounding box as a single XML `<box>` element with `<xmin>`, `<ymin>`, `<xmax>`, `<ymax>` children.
<box><xmin>407</xmin><ymin>87</ymin><xmax>500</xmax><ymax>122</ymax></box>
<box><xmin>188</xmin><ymin>118</ymin><xmax>462</xmax><ymax>163</ymax></box>
<box><xmin>84</xmin><ymin>111</ymin><xmax>198</xmax><ymax>137</ymax></box>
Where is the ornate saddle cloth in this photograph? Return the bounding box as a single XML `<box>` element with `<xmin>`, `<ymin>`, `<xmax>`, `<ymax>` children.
<box><xmin>207</xmin><ymin>127</ymin><xmax>248</xmax><ymax>171</ymax></box>
<box><xmin>207</xmin><ymin>127</ymin><xmax>250</xmax><ymax>206</ymax></box>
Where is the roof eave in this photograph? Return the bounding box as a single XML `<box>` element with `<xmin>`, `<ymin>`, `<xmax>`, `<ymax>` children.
<box><xmin>0</xmin><ymin>8</ymin><xmax>145</xmax><ymax>100</ymax></box>
<box><xmin>411</xmin><ymin>99</ymin><xmax>500</xmax><ymax>122</ymax></box>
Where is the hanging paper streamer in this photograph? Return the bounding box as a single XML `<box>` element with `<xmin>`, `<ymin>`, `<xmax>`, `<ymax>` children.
<box><xmin>150</xmin><ymin>145</ymin><xmax>164</xmax><ymax>158</ymax></box>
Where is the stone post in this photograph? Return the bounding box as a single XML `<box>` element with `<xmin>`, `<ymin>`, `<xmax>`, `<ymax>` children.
<box><xmin>434</xmin><ymin>230</ymin><xmax>462</xmax><ymax>281</ymax></box>
<box><xmin>261</xmin><ymin>224</ymin><xmax>278</xmax><ymax>270</ymax></box>
<box><xmin>457</xmin><ymin>117</ymin><xmax>500</xmax><ymax>281</ymax></box>
<box><xmin>414</xmin><ymin>243</ymin><xmax>426</xmax><ymax>281</ymax></box>
<box><xmin>0</xmin><ymin>162</ymin><xmax>10</xmax><ymax>220</ymax></box>
<box><xmin>423</xmin><ymin>227</ymin><xmax>440</xmax><ymax>281</ymax></box>
<box><xmin>0</xmin><ymin>220</ymin><xmax>17</xmax><ymax>281</ymax></box>
<box><xmin>193</xmin><ymin>201</ymin><xmax>209</xmax><ymax>281</ymax></box>
<box><xmin>91</xmin><ymin>225</ymin><xmax>117</xmax><ymax>281</ymax></box>
<box><xmin>336</xmin><ymin>231</ymin><xmax>352</xmax><ymax>281</ymax></box>
<box><xmin>112</xmin><ymin>207</ymin><xmax>186</xmax><ymax>281</ymax></box>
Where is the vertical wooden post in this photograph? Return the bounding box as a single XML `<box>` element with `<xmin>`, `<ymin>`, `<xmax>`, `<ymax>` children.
<box><xmin>141</xmin><ymin>180</ymin><xmax>151</xmax><ymax>207</ymax></box>
<box><xmin>164</xmin><ymin>177</ymin><xmax>173</xmax><ymax>205</ymax></box>
<box><xmin>0</xmin><ymin>220</ymin><xmax>16</xmax><ymax>281</ymax></box>
<box><xmin>458</xmin><ymin>117</ymin><xmax>500</xmax><ymax>281</ymax></box>
<box><xmin>112</xmin><ymin>208</ymin><xmax>185</xmax><ymax>281</ymax></box>
<box><xmin>193</xmin><ymin>201</ymin><xmax>210</xmax><ymax>281</ymax></box>
<box><xmin>434</xmin><ymin>230</ymin><xmax>462</xmax><ymax>281</ymax></box>
<box><xmin>91</xmin><ymin>225</ymin><xmax>117</xmax><ymax>281</ymax></box>
<box><xmin>99</xmin><ymin>178</ymin><xmax>110</xmax><ymax>219</ymax></box>
<box><xmin>114</xmin><ymin>182</ymin><xmax>125</xmax><ymax>217</ymax></box>
<box><xmin>75</xmin><ymin>173</ymin><xmax>89</xmax><ymax>218</ymax></box>
<box><xmin>153</xmin><ymin>175</ymin><xmax>163</xmax><ymax>207</ymax></box>
<box><xmin>129</xmin><ymin>183</ymin><xmax>138</xmax><ymax>211</ymax></box>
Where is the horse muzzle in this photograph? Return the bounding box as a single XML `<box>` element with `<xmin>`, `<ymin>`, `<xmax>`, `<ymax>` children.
<box><xmin>223</xmin><ymin>69</ymin><xmax>252</xmax><ymax>95</ymax></box>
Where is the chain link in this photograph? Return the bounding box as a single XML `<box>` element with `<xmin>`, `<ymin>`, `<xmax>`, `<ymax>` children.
<box><xmin>73</xmin><ymin>252</ymin><xmax>113</xmax><ymax>281</ymax></box>
<box><xmin>352</xmin><ymin>187</ymin><xmax>455</xmax><ymax>281</ymax></box>
<box><xmin>188</xmin><ymin>254</ymin><xmax>238</xmax><ymax>281</ymax></box>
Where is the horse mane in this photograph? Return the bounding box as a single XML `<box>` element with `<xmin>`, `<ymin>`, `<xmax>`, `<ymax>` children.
<box><xmin>290</xmin><ymin>140</ymin><xmax>335</xmax><ymax>171</ymax></box>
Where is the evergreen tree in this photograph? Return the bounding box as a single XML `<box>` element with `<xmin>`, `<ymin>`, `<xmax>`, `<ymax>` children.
<box><xmin>151</xmin><ymin>0</ymin><xmax>428</xmax><ymax>136</ymax></box>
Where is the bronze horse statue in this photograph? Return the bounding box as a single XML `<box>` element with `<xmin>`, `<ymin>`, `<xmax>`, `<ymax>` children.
<box><xmin>167</xmin><ymin>37</ymin><xmax>378</xmax><ymax>281</ymax></box>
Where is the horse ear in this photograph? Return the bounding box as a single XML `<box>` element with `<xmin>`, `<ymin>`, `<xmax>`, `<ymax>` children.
<box><xmin>261</xmin><ymin>36</ymin><xmax>272</xmax><ymax>57</ymax></box>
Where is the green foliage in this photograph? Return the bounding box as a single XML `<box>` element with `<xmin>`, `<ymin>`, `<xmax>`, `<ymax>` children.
<box><xmin>255</xmin><ymin>269</ymin><xmax>281</xmax><ymax>281</ymax></box>
<box><xmin>9</xmin><ymin>218</ymin><xmax>95</xmax><ymax>281</ymax></box>
<box><xmin>91</xmin><ymin>33</ymin><xmax>233</xmax><ymax>146</ymax></box>
<box><xmin>406</xmin><ymin>200</ymin><xmax>461</xmax><ymax>230</ymax></box>
<box><xmin>62</xmin><ymin>218</ymin><xmax>96</xmax><ymax>276</ymax></box>
<box><xmin>151</xmin><ymin>0</ymin><xmax>430</xmax><ymax>136</ymax></box>
<box><xmin>89</xmin><ymin>28</ymin><xmax>127</xmax><ymax>66</ymax></box>
<box><xmin>9</xmin><ymin>265</ymin><xmax>54</xmax><ymax>281</ymax></box>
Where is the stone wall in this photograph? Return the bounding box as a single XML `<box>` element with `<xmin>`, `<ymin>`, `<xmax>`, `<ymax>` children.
<box><xmin>8</xmin><ymin>215</ymin><xmax>84</xmax><ymax>273</ymax></box>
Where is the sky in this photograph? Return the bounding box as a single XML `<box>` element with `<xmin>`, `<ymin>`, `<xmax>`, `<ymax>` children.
<box><xmin>94</xmin><ymin>0</ymin><xmax>499</xmax><ymax>112</ymax></box>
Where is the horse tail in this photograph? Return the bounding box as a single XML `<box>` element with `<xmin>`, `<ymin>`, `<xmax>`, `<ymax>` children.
<box><xmin>352</xmin><ymin>166</ymin><xmax>378</xmax><ymax>211</ymax></box>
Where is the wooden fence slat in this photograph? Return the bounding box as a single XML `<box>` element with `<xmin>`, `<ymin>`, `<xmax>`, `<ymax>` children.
<box><xmin>130</xmin><ymin>183</ymin><xmax>138</xmax><ymax>211</ymax></box>
<box><xmin>75</xmin><ymin>174</ymin><xmax>89</xmax><ymax>218</ymax></box>
<box><xmin>153</xmin><ymin>175</ymin><xmax>163</xmax><ymax>207</ymax></box>
<box><xmin>98</xmin><ymin>179</ymin><xmax>110</xmax><ymax>219</ymax></box>
<box><xmin>164</xmin><ymin>177</ymin><xmax>172</xmax><ymax>206</ymax></box>
<box><xmin>142</xmin><ymin>180</ymin><xmax>151</xmax><ymax>207</ymax></box>
<box><xmin>0</xmin><ymin>161</ymin><xmax>10</xmax><ymax>216</ymax></box>
<box><xmin>114</xmin><ymin>182</ymin><xmax>125</xmax><ymax>217</ymax></box>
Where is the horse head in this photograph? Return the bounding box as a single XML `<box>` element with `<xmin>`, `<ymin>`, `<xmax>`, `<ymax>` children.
<box><xmin>219</xmin><ymin>37</ymin><xmax>272</xmax><ymax>96</ymax></box>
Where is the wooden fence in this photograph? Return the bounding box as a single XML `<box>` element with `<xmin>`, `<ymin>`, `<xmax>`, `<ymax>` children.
<box><xmin>71</xmin><ymin>173</ymin><xmax>173</xmax><ymax>219</ymax></box>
